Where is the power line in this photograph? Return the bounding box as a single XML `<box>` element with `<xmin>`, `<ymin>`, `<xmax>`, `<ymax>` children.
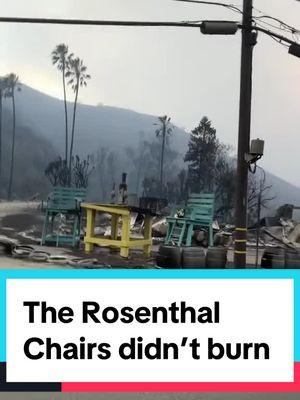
<box><xmin>252</xmin><ymin>19</ymin><xmax>300</xmax><ymax>47</ymax></box>
<box><xmin>268</xmin><ymin>35</ymin><xmax>290</xmax><ymax>49</ymax></box>
<box><xmin>253</xmin><ymin>18</ymin><xmax>291</xmax><ymax>33</ymax></box>
<box><xmin>252</xmin><ymin>4</ymin><xmax>300</xmax><ymax>33</ymax></box>
<box><xmin>253</xmin><ymin>15</ymin><xmax>300</xmax><ymax>35</ymax></box>
<box><xmin>254</xmin><ymin>25</ymin><xmax>290</xmax><ymax>49</ymax></box>
<box><xmin>174</xmin><ymin>0</ymin><xmax>242</xmax><ymax>14</ymax></box>
<box><xmin>250</xmin><ymin>5</ymin><xmax>300</xmax><ymax>40</ymax></box>
<box><xmin>253</xmin><ymin>25</ymin><xmax>296</xmax><ymax>47</ymax></box>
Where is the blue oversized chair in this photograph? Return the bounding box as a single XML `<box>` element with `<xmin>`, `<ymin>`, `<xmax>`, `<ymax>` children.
<box><xmin>165</xmin><ymin>193</ymin><xmax>215</xmax><ymax>246</ymax></box>
<box><xmin>41</xmin><ymin>187</ymin><xmax>86</xmax><ymax>247</ymax></box>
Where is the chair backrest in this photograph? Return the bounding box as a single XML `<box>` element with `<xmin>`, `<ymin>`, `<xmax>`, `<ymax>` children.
<box><xmin>48</xmin><ymin>187</ymin><xmax>87</xmax><ymax>211</ymax></box>
<box><xmin>185</xmin><ymin>193</ymin><xmax>215</xmax><ymax>222</ymax></box>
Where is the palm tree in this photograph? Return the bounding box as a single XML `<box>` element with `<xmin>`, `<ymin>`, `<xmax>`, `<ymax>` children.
<box><xmin>51</xmin><ymin>44</ymin><xmax>69</xmax><ymax>163</ymax></box>
<box><xmin>154</xmin><ymin>115</ymin><xmax>173</xmax><ymax>197</ymax></box>
<box><xmin>6</xmin><ymin>73</ymin><xmax>21</xmax><ymax>199</ymax></box>
<box><xmin>66</xmin><ymin>55</ymin><xmax>90</xmax><ymax>178</ymax></box>
<box><xmin>0</xmin><ymin>76</ymin><xmax>9</xmax><ymax>177</ymax></box>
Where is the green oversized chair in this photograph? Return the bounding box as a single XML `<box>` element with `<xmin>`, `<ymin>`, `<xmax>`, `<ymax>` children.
<box><xmin>165</xmin><ymin>193</ymin><xmax>215</xmax><ymax>247</ymax></box>
<box><xmin>41</xmin><ymin>187</ymin><xmax>87</xmax><ymax>247</ymax></box>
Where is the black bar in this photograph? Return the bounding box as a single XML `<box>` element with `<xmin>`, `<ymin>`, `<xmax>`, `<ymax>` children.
<box><xmin>0</xmin><ymin>362</ymin><xmax>61</xmax><ymax>392</ymax></box>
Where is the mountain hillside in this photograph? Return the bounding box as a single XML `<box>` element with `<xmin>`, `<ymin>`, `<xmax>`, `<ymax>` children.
<box><xmin>0</xmin><ymin>104</ymin><xmax>55</xmax><ymax>199</ymax></box>
<box><xmin>263</xmin><ymin>173</ymin><xmax>300</xmax><ymax>217</ymax></box>
<box><xmin>13</xmin><ymin>85</ymin><xmax>189</xmax><ymax>156</ymax></box>
<box><xmin>1</xmin><ymin>84</ymin><xmax>300</xmax><ymax>213</ymax></box>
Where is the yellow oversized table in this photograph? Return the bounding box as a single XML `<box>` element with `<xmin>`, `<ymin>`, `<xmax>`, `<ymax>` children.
<box><xmin>81</xmin><ymin>203</ymin><xmax>154</xmax><ymax>258</ymax></box>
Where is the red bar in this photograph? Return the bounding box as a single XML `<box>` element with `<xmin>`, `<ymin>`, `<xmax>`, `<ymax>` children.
<box><xmin>62</xmin><ymin>362</ymin><xmax>300</xmax><ymax>392</ymax></box>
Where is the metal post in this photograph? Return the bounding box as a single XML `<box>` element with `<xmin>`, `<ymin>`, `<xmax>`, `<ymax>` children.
<box><xmin>255</xmin><ymin>179</ymin><xmax>262</xmax><ymax>269</ymax></box>
<box><xmin>255</xmin><ymin>166</ymin><xmax>265</xmax><ymax>268</ymax></box>
<box><xmin>234</xmin><ymin>0</ymin><xmax>256</xmax><ymax>268</ymax></box>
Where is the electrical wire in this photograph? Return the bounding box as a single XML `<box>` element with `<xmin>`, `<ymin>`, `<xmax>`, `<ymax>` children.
<box><xmin>175</xmin><ymin>0</ymin><xmax>300</xmax><ymax>44</ymax></box>
<box><xmin>253</xmin><ymin>18</ymin><xmax>300</xmax><ymax>46</ymax></box>
<box><xmin>253</xmin><ymin>18</ymin><xmax>291</xmax><ymax>33</ymax></box>
<box><xmin>252</xmin><ymin>4</ymin><xmax>300</xmax><ymax>32</ymax></box>
<box><xmin>174</xmin><ymin>0</ymin><xmax>242</xmax><ymax>14</ymax></box>
<box><xmin>266</xmin><ymin>34</ymin><xmax>290</xmax><ymax>49</ymax></box>
<box><xmin>251</xmin><ymin>4</ymin><xmax>300</xmax><ymax>42</ymax></box>
<box><xmin>253</xmin><ymin>15</ymin><xmax>300</xmax><ymax>35</ymax></box>
<box><xmin>253</xmin><ymin>25</ymin><xmax>296</xmax><ymax>47</ymax></box>
<box><xmin>175</xmin><ymin>0</ymin><xmax>300</xmax><ymax>37</ymax></box>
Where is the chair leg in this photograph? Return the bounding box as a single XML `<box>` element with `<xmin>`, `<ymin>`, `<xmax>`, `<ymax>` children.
<box><xmin>165</xmin><ymin>221</ymin><xmax>175</xmax><ymax>245</ymax></box>
<box><xmin>50</xmin><ymin>214</ymin><xmax>54</xmax><ymax>234</ymax></box>
<box><xmin>165</xmin><ymin>222</ymin><xmax>172</xmax><ymax>245</ymax></box>
<box><xmin>85</xmin><ymin>209</ymin><xmax>95</xmax><ymax>253</ymax></box>
<box><xmin>165</xmin><ymin>227</ymin><xmax>169</xmax><ymax>245</ymax></box>
<box><xmin>120</xmin><ymin>246</ymin><xmax>129</xmax><ymax>258</ymax></box>
<box><xmin>77</xmin><ymin>214</ymin><xmax>82</xmax><ymax>247</ymax></box>
<box><xmin>56</xmin><ymin>213</ymin><xmax>62</xmax><ymax>247</ymax></box>
<box><xmin>120</xmin><ymin>215</ymin><xmax>130</xmax><ymax>258</ymax></box>
<box><xmin>178</xmin><ymin>222</ymin><xmax>187</xmax><ymax>246</ymax></box>
<box><xmin>72</xmin><ymin>215</ymin><xmax>79</xmax><ymax>247</ymax></box>
<box><xmin>185</xmin><ymin>223</ymin><xmax>194</xmax><ymax>246</ymax></box>
<box><xmin>41</xmin><ymin>211</ymin><xmax>49</xmax><ymax>245</ymax></box>
<box><xmin>209</xmin><ymin>225</ymin><xmax>214</xmax><ymax>247</ymax></box>
<box><xmin>143</xmin><ymin>216</ymin><xmax>152</xmax><ymax>256</ymax></box>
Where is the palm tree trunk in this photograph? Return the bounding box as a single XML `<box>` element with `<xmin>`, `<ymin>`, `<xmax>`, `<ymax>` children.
<box><xmin>7</xmin><ymin>90</ymin><xmax>15</xmax><ymax>199</ymax></box>
<box><xmin>160</xmin><ymin>127</ymin><xmax>166</xmax><ymax>197</ymax></box>
<box><xmin>62</xmin><ymin>64</ymin><xmax>68</xmax><ymax>164</ymax></box>
<box><xmin>136</xmin><ymin>156</ymin><xmax>142</xmax><ymax>196</ymax></box>
<box><xmin>68</xmin><ymin>81</ymin><xmax>79</xmax><ymax>185</ymax></box>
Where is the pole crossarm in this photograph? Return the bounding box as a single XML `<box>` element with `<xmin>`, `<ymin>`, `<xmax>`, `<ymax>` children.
<box><xmin>0</xmin><ymin>16</ymin><xmax>204</xmax><ymax>28</ymax></box>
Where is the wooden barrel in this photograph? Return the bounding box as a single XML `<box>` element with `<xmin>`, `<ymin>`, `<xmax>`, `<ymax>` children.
<box><xmin>182</xmin><ymin>247</ymin><xmax>206</xmax><ymax>269</ymax></box>
<box><xmin>206</xmin><ymin>247</ymin><xmax>227</xmax><ymax>269</ymax></box>
<box><xmin>156</xmin><ymin>245</ymin><xmax>182</xmax><ymax>269</ymax></box>
<box><xmin>285</xmin><ymin>251</ymin><xmax>300</xmax><ymax>269</ymax></box>
<box><xmin>261</xmin><ymin>249</ymin><xmax>285</xmax><ymax>269</ymax></box>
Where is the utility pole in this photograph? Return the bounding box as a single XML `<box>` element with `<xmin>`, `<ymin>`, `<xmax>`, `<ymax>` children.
<box><xmin>234</xmin><ymin>0</ymin><xmax>256</xmax><ymax>268</ymax></box>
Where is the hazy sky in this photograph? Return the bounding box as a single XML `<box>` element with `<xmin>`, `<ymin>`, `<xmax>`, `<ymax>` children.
<box><xmin>1</xmin><ymin>0</ymin><xmax>300</xmax><ymax>186</ymax></box>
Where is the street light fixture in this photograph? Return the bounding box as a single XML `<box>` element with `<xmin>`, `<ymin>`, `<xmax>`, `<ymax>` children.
<box><xmin>245</xmin><ymin>138</ymin><xmax>264</xmax><ymax>165</ymax></box>
<box><xmin>289</xmin><ymin>43</ymin><xmax>300</xmax><ymax>58</ymax></box>
<box><xmin>200</xmin><ymin>21</ymin><xmax>239</xmax><ymax>35</ymax></box>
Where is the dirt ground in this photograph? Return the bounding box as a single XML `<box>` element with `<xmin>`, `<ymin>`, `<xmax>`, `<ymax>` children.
<box><xmin>0</xmin><ymin>200</ymin><xmax>265</xmax><ymax>269</ymax></box>
<box><xmin>0</xmin><ymin>203</ymin><xmax>295</xmax><ymax>399</ymax></box>
<box><xmin>0</xmin><ymin>201</ymin><xmax>159</xmax><ymax>269</ymax></box>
